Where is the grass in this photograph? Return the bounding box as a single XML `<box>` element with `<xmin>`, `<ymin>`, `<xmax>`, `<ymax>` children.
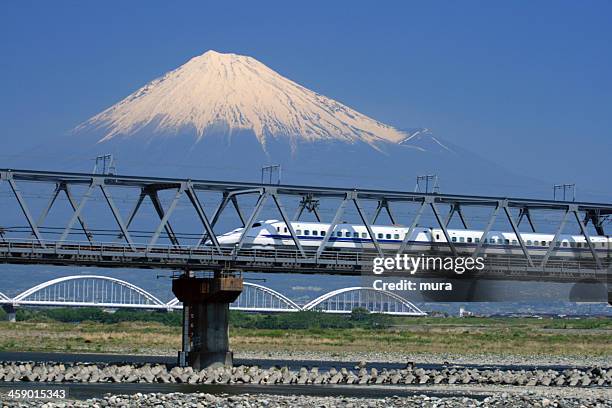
<box><xmin>0</xmin><ymin>309</ymin><xmax>609</xmax><ymax>357</ymax></box>
<box><xmin>230</xmin><ymin>324</ymin><xmax>611</xmax><ymax>356</ymax></box>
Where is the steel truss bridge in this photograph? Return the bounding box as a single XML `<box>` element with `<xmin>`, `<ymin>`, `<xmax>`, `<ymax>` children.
<box><xmin>0</xmin><ymin>275</ymin><xmax>426</xmax><ymax>316</ymax></box>
<box><xmin>0</xmin><ymin>169</ymin><xmax>610</xmax><ymax>282</ymax></box>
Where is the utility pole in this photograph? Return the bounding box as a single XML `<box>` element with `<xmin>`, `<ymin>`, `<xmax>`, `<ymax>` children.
<box><xmin>93</xmin><ymin>154</ymin><xmax>117</xmax><ymax>175</ymax></box>
<box><xmin>553</xmin><ymin>184</ymin><xmax>575</xmax><ymax>202</ymax></box>
<box><xmin>415</xmin><ymin>174</ymin><xmax>439</xmax><ymax>194</ymax></box>
<box><xmin>261</xmin><ymin>165</ymin><xmax>281</xmax><ymax>185</ymax></box>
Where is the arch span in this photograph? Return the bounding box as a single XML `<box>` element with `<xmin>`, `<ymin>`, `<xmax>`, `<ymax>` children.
<box><xmin>167</xmin><ymin>282</ymin><xmax>301</xmax><ymax>312</ymax></box>
<box><xmin>0</xmin><ymin>291</ymin><xmax>9</xmax><ymax>302</ymax></box>
<box><xmin>232</xmin><ymin>282</ymin><xmax>301</xmax><ymax>312</ymax></box>
<box><xmin>14</xmin><ymin>275</ymin><xmax>165</xmax><ymax>308</ymax></box>
<box><xmin>303</xmin><ymin>287</ymin><xmax>426</xmax><ymax>316</ymax></box>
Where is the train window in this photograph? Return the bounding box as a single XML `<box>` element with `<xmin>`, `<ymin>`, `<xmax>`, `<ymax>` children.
<box><xmin>459</xmin><ymin>237</ymin><xmax>465</xmax><ymax>243</ymax></box>
<box><xmin>284</xmin><ymin>227</ymin><xmax>288</xmax><ymax>233</ymax></box>
<box><xmin>394</xmin><ymin>234</ymin><xmax>399</xmax><ymax>239</ymax></box>
<box><xmin>436</xmin><ymin>234</ymin><xmax>440</xmax><ymax>240</ymax></box>
<box><xmin>320</xmin><ymin>231</ymin><xmax>325</xmax><ymax>236</ymax></box>
<box><xmin>252</xmin><ymin>222</ymin><xmax>261</xmax><ymax>228</ymax></box>
<box><xmin>304</xmin><ymin>230</ymin><xmax>310</xmax><ymax>236</ymax></box>
<box><xmin>336</xmin><ymin>231</ymin><xmax>342</xmax><ymax>237</ymax></box>
<box><xmin>602</xmin><ymin>243</ymin><xmax>606</xmax><ymax>248</ymax></box>
<box><xmin>475</xmin><ymin>238</ymin><xmax>480</xmax><ymax>243</ymax></box>
<box><xmin>505</xmin><ymin>239</ymin><xmax>510</xmax><ymax>245</ymax></box>
<box><xmin>362</xmin><ymin>232</ymin><xmax>367</xmax><ymax>238</ymax></box>
<box><xmin>527</xmin><ymin>240</ymin><xmax>532</xmax><ymax>245</ymax></box>
<box><xmin>451</xmin><ymin>237</ymin><xmax>457</xmax><ymax>242</ymax></box>
<box><xmin>277</xmin><ymin>227</ymin><xmax>281</xmax><ymax>232</ymax></box>
<box><xmin>296</xmin><ymin>230</ymin><xmax>302</xmax><ymax>235</ymax></box>
<box><xmin>377</xmin><ymin>233</ymin><xmax>383</xmax><ymax>239</ymax></box>
<box><xmin>353</xmin><ymin>232</ymin><xmax>359</xmax><ymax>238</ymax></box>
<box><xmin>467</xmin><ymin>237</ymin><xmax>472</xmax><ymax>243</ymax></box>
<box><xmin>576</xmin><ymin>242</ymin><xmax>581</xmax><ymax>248</ymax></box>
<box><xmin>386</xmin><ymin>234</ymin><xmax>391</xmax><ymax>239</ymax></box>
<box><xmin>570</xmin><ymin>242</ymin><xmax>575</xmax><ymax>248</ymax></box>
<box><xmin>511</xmin><ymin>240</ymin><xmax>517</xmax><ymax>245</ymax></box>
<box><xmin>555</xmin><ymin>241</ymin><xmax>561</xmax><ymax>247</ymax></box>
<box><xmin>562</xmin><ymin>242</ymin><xmax>568</xmax><ymax>247</ymax></box>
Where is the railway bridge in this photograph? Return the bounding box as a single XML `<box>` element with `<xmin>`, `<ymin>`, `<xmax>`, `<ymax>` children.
<box><xmin>0</xmin><ymin>168</ymin><xmax>610</xmax><ymax>367</ymax></box>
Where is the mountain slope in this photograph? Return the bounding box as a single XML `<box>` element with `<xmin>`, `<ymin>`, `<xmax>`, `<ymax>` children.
<box><xmin>77</xmin><ymin>50</ymin><xmax>407</xmax><ymax>149</ymax></box>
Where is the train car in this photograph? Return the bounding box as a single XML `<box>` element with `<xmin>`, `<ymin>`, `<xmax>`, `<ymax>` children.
<box><xmin>215</xmin><ymin>220</ymin><xmax>431</xmax><ymax>251</ymax></box>
<box><xmin>212</xmin><ymin>219</ymin><xmax>611</xmax><ymax>260</ymax></box>
<box><xmin>431</xmin><ymin>228</ymin><xmax>611</xmax><ymax>260</ymax></box>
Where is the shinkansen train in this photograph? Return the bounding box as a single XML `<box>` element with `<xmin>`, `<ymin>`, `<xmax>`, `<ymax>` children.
<box><xmin>211</xmin><ymin>219</ymin><xmax>611</xmax><ymax>259</ymax></box>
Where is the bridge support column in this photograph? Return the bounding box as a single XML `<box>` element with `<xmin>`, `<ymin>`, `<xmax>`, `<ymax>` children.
<box><xmin>2</xmin><ymin>305</ymin><xmax>16</xmax><ymax>322</ymax></box>
<box><xmin>172</xmin><ymin>273</ymin><xmax>243</xmax><ymax>369</ymax></box>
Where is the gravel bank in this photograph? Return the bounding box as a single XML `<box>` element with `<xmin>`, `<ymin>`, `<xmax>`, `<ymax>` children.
<box><xmin>1</xmin><ymin>391</ymin><xmax>611</xmax><ymax>407</ymax></box>
<box><xmin>234</xmin><ymin>350</ymin><xmax>612</xmax><ymax>368</ymax></box>
<box><xmin>1</xmin><ymin>362</ymin><xmax>610</xmax><ymax>387</ymax></box>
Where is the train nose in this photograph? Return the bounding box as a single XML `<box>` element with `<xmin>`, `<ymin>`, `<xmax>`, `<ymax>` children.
<box><xmin>216</xmin><ymin>235</ymin><xmax>238</xmax><ymax>245</ymax></box>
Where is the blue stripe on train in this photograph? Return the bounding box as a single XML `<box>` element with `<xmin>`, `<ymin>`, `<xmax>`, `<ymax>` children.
<box><xmin>262</xmin><ymin>234</ymin><xmax>610</xmax><ymax>252</ymax></box>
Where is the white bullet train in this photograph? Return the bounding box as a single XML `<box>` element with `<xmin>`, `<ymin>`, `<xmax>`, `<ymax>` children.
<box><xmin>213</xmin><ymin>219</ymin><xmax>611</xmax><ymax>259</ymax></box>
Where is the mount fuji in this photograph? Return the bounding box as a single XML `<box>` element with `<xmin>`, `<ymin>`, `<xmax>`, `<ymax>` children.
<box><xmin>77</xmin><ymin>50</ymin><xmax>408</xmax><ymax>151</ymax></box>
<box><xmin>13</xmin><ymin>50</ymin><xmax>540</xmax><ymax>196</ymax></box>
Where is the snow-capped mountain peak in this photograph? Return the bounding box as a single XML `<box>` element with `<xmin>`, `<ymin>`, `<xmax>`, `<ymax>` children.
<box><xmin>77</xmin><ymin>50</ymin><xmax>407</xmax><ymax>148</ymax></box>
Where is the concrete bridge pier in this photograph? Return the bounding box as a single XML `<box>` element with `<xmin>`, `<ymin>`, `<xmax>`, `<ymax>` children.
<box><xmin>2</xmin><ymin>304</ymin><xmax>16</xmax><ymax>322</ymax></box>
<box><xmin>172</xmin><ymin>273</ymin><xmax>243</xmax><ymax>369</ymax></box>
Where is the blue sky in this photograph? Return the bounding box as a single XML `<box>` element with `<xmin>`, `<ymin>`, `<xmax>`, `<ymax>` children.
<box><xmin>1</xmin><ymin>1</ymin><xmax>611</xmax><ymax>198</ymax></box>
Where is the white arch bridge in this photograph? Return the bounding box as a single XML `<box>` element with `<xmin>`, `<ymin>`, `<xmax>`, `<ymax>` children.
<box><xmin>0</xmin><ymin>275</ymin><xmax>425</xmax><ymax>316</ymax></box>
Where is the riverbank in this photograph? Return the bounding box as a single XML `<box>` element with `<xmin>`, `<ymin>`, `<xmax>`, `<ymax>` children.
<box><xmin>0</xmin><ymin>315</ymin><xmax>609</xmax><ymax>361</ymax></box>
